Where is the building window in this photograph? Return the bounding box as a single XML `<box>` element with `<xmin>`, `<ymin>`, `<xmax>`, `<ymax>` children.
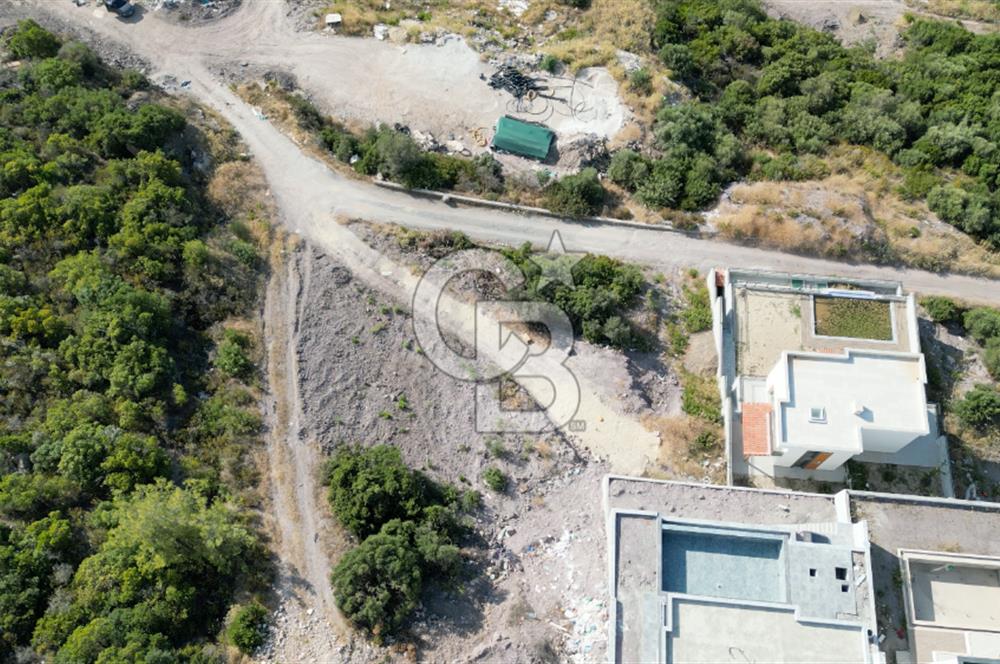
<box><xmin>809</xmin><ymin>406</ymin><xmax>827</xmax><ymax>423</ymax></box>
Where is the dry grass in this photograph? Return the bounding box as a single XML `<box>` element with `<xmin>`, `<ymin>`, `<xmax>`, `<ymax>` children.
<box><xmin>907</xmin><ymin>0</ymin><xmax>1000</xmax><ymax>21</ymax></box>
<box><xmin>713</xmin><ymin>146</ymin><xmax>1000</xmax><ymax>278</ymax></box>
<box><xmin>208</xmin><ymin>161</ymin><xmax>268</xmax><ymax>217</ymax></box>
<box><xmin>643</xmin><ymin>413</ymin><xmax>724</xmax><ymax>482</ymax></box>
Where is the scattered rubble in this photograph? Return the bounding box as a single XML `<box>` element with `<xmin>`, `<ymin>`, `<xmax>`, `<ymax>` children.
<box><xmin>616</xmin><ymin>49</ymin><xmax>643</xmax><ymax>73</ymax></box>
<box><xmin>149</xmin><ymin>0</ymin><xmax>242</xmax><ymax>24</ymax></box>
<box><xmin>498</xmin><ymin>0</ymin><xmax>530</xmax><ymax>17</ymax></box>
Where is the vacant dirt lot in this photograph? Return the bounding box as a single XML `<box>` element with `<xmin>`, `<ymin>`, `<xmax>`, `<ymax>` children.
<box><xmin>259</xmin><ymin>239</ymin><xmax>613</xmax><ymax>662</ymax></box>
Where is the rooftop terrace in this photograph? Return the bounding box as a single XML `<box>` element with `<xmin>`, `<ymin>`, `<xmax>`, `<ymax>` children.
<box><xmin>771</xmin><ymin>349</ymin><xmax>929</xmax><ymax>454</ymax></box>
<box><xmin>607</xmin><ymin>477</ymin><xmax>877</xmax><ymax>664</ymax></box>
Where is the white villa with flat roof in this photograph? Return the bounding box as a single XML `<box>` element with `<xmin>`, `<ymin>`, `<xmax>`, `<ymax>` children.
<box><xmin>708</xmin><ymin>268</ymin><xmax>948</xmax><ymax>484</ymax></box>
<box><xmin>765</xmin><ymin>349</ymin><xmax>931</xmax><ymax>473</ymax></box>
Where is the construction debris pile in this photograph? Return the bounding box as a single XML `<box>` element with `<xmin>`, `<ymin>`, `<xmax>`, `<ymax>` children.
<box><xmin>488</xmin><ymin>64</ymin><xmax>541</xmax><ymax>99</ymax></box>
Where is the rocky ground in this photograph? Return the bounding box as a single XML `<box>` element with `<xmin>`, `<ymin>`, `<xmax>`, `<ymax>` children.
<box><xmin>257</xmin><ymin>239</ymin><xmax>614</xmax><ymax>662</ymax></box>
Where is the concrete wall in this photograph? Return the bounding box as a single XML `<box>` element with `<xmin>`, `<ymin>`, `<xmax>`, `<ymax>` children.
<box><xmin>860</xmin><ymin>427</ymin><xmax>923</xmax><ymax>454</ymax></box>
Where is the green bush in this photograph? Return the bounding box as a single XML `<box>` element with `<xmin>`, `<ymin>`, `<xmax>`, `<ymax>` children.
<box><xmin>6</xmin><ymin>20</ymin><xmax>61</xmax><ymax>60</ymax></box>
<box><xmin>607</xmin><ymin>149</ymin><xmax>650</xmax><ymax>191</ymax></box>
<box><xmin>330</xmin><ymin>521</ymin><xmax>423</xmax><ymax>639</ymax></box>
<box><xmin>482</xmin><ymin>467</ymin><xmax>508</xmax><ymax>492</ymax></box>
<box><xmin>545</xmin><ymin>168</ymin><xmax>605</xmax><ymax>217</ymax></box>
<box><xmin>984</xmin><ymin>339</ymin><xmax>1000</xmax><ymax>381</ymax></box>
<box><xmin>325</xmin><ymin>445</ymin><xmax>452</xmax><ymax>539</ymax></box>
<box><xmin>629</xmin><ymin>68</ymin><xmax>653</xmax><ymax>95</ymax></box>
<box><xmin>920</xmin><ymin>296</ymin><xmax>961</xmax><ymax>324</ymax></box>
<box><xmin>964</xmin><ymin>308</ymin><xmax>1000</xmax><ymax>344</ymax></box>
<box><xmin>681</xmin><ymin>372</ymin><xmax>721</xmax><ymax>424</ymax></box>
<box><xmin>228</xmin><ymin>602</ymin><xmax>270</xmax><ymax>654</ymax></box>
<box><xmin>215</xmin><ymin>329</ymin><xmax>253</xmax><ymax>379</ymax></box>
<box><xmin>681</xmin><ymin>283</ymin><xmax>712</xmax><ymax>333</ymax></box>
<box><xmin>540</xmin><ymin>54</ymin><xmax>560</xmax><ymax>74</ymax></box>
<box><xmin>325</xmin><ymin>449</ymin><xmax>466</xmax><ymax>639</ymax></box>
<box><xmin>501</xmin><ymin>246</ymin><xmax>644</xmax><ymax>349</ymax></box>
<box><xmin>954</xmin><ymin>385</ymin><xmax>1000</xmax><ymax>428</ymax></box>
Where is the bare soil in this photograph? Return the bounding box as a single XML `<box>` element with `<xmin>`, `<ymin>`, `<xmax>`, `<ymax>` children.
<box><xmin>259</xmin><ymin>237</ymin><xmax>613</xmax><ymax>662</ymax></box>
<box><xmin>763</xmin><ymin>0</ymin><xmax>998</xmax><ymax>57</ymax></box>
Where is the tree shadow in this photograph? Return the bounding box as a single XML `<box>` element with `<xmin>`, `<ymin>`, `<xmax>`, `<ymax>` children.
<box><xmin>409</xmin><ymin>553</ymin><xmax>506</xmax><ymax>650</ymax></box>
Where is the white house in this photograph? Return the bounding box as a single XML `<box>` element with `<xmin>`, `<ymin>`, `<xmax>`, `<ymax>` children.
<box><xmin>709</xmin><ymin>268</ymin><xmax>947</xmax><ymax>483</ymax></box>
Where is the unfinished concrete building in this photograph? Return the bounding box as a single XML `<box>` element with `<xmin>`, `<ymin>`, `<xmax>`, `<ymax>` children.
<box><xmin>899</xmin><ymin>550</ymin><xmax>1000</xmax><ymax>663</ymax></box>
<box><xmin>604</xmin><ymin>476</ymin><xmax>1000</xmax><ymax>664</ymax></box>
<box><xmin>707</xmin><ymin>268</ymin><xmax>949</xmax><ymax>485</ymax></box>
<box><xmin>605</xmin><ymin>477</ymin><xmax>879</xmax><ymax>663</ymax></box>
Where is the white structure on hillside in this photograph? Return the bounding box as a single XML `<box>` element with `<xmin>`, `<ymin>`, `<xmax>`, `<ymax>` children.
<box><xmin>708</xmin><ymin>268</ymin><xmax>948</xmax><ymax>485</ymax></box>
<box><xmin>765</xmin><ymin>348</ymin><xmax>930</xmax><ymax>472</ymax></box>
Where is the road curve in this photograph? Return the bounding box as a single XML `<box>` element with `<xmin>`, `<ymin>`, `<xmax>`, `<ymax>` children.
<box><xmin>13</xmin><ymin>0</ymin><xmax>1000</xmax><ymax>305</ymax></box>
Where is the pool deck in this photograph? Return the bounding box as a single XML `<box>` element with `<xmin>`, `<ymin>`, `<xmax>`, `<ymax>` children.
<box><xmin>667</xmin><ymin>598</ymin><xmax>868</xmax><ymax>663</ymax></box>
<box><xmin>606</xmin><ymin>477</ymin><xmax>878</xmax><ymax>664</ymax></box>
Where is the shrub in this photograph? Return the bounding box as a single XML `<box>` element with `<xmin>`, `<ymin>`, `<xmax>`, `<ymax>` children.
<box><xmin>325</xmin><ymin>445</ymin><xmax>433</xmax><ymax>538</ymax></box>
<box><xmin>984</xmin><ymin>339</ymin><xmax>1000</xmax><ymax>381</ymax></box>
<box><xmin>920</xmin><ymin>296</ymin><xmax>961</xmax><ymax>324</ymax></box>
<box><xmin>545</xmin><ymin>168</ymin><xmax>605</xmax><ymax>217</ymax></box>
<box><xmin>228</xmin><ymin>602</ymin><xmax>270</xmax><ymax>654</ymax></box>
<box><xmin>681</xmin><ymin>283</ymin><xmax>712</xmax><ymax>333</ymax></box>
<box><xmin>28</xmin><ymin>58</ymin><xmax>82</xmax><ymax>91</ymax></box>
<box><xmin>6</xmin><ymin>20</ymin><xmax>61</xmax><ymax>60</ymax></box>
<box><xmin>607</xmin><ymin>149</ymin><xmax>650</xmax><ymax>191</ymax></box>
<box><xmin>215</xmin><ymin>329</ymin><xmax>253</xmax><ymax>379</ymax></box>
<box><xmin>681</xmin><ymin>372</ymin><xmax>721</xmax><ymax>423</ymax></box>
<box><xmin>954</xmin><ymin>385</ymin><xmax>1000</xmax><ymax>428</ymax></box>
<box><xmin>963</xmin><ymin>307</ymin><xmax>1000</xmax><ymax>344</ymax></box>
<box><xmin>629</xmin><ymin>68</ymin><xmax>653</xmax><ymax>95</ymax></box>
<box><xmin>689</xmin><ymin>430</ymin><xmax>719</xmax><ymax>456</ymax></box>
<box><xmin>330</xmin><ymin>521</ymin><xmax>423</xmax><ymax>638</ymax></box>
<box><xmin>539</xmin><ymin>54</ymin><xmax>560</xmax><ymax>74</ymax></box>
<box><xmin>482</xmin><ymin>467</ymin><xmax>508</xmax><ymax>492</ymax></box>
<box><xmin>325</xmin><ymin>450</ymin><xmax>466</xmax><ymax>638</ymax></box>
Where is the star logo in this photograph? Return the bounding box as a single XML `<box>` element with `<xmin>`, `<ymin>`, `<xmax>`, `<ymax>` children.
<box><xmin>529</xmin><ymin>231</ymin><xmax>585</xmax><ymax>292</ymax></box>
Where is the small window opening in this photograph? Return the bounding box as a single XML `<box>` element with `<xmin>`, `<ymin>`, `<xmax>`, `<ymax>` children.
<box><xmin>809</xmin><ymin>407</ymin><xmax>827</xmax><ymax>423</ymax></box>
<box><xmin>835</xmin><ymin>567</ymin><xmax>847</xmax><ymax>580</ymax></box>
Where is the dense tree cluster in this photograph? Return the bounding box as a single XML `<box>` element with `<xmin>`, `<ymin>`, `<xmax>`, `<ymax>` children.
<box><xmin>613</xmin><ymin>0</ymin><xmax>1000</xmax><ymax>247</ymax></box>
<box><xmin>311</xmin><ymin>109</ymin><xmax>504</xmax><ymax>194</ymax></box>
<box><xmin>0</xmin><ymin>21</ymin><xmax>265</xmax><ymax>661</ymax></box>
<box><xmin>326</xmin><ymin>446</ymin><xmax>473</xmax><ymax>639</ymax></box>
<box><xmin>544</xmin><ymin>167</ymin><xmax>606</xmax><ymax>216</ymax></box>
<box><xmin>502</xmin><ymin>244</ymin><xmax>644</xmax><ymax>347</ymax></box>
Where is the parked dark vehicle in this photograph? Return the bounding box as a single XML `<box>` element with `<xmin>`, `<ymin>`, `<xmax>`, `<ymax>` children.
<box><xmin>104</xmin><ymin>0</ymin><xmax>136</xmax><ymax>18</ymax></box>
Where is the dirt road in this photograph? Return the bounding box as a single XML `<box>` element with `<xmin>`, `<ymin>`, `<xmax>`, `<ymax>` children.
<box><xmin>12</xmin><ymin>0</ymin><xmax>624</xmax><ymax>145</ymax></box>
<box><xmin>259</xmin><ymin>236</ymin><xmax>353</xmax><ymax>661</ymax></box>
<box><xmin>10</xmin><ymin>0</ymin><xmax>1000</xmax><ymax>305</ymax></box>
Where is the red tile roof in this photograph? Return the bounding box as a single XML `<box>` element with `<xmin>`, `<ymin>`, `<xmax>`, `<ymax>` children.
<box><xmin>742</xmin><ymin>403</ymin><xmax>772</xmax><ymax>457</ymax></box>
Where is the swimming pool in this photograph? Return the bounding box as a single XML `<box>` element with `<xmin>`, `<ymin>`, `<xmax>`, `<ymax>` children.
<box><xmin>662</xmin><ymin>525</ymin><xmax>786</xmax><ymax>603</ymax></box>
